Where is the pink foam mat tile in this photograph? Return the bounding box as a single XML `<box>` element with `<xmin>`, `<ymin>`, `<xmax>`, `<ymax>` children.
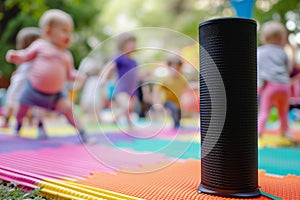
<box><xmin>0</xmin><ymin>144</ymin><xmax>172</xmax><ymax>179</ymax></box>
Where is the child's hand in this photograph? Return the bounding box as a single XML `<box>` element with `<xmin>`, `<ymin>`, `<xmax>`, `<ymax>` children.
<box><xmin>6</xmin><ymin>50</ymin><xmax>22</xmax><ymax>65</ymax></box>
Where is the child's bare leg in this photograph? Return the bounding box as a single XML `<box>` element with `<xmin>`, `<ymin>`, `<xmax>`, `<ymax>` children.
<box><xmin>15</xmin><ymin>104</ymin><xmax>30</xmax><ymax>133</ymax></box>
<box><xmin>115</xmin><ymin>93</ymin><xmax>132</xmax><ymax>129</ymax></box>
<box><xmin>26</xmin><ymin>108</ymin><xmax>34</xmax><ymax>126</ymax></box>
<box><xmin>34</xmin><ymin>108</ymin><xmax>47</xmax><ymax>139</ymax></box>
<box><xmin>111</xmin><ymin>99</ymin><xmax>122</xmax><ymax>123</ymax></box>
<box><xmin>96</xmin><ymin>90</ymin><xmax>106</xmax><ymax>123</ymax></box>
<box><xmin>55</xmin><ymin>98</ymin><xmax>83</xmax><ymax>129</ymax></box>
<box><xmin>1</xmin><ymin>106</ymin><xmax>13</xmax><ymax>127</ymax></box>
<box><xmin>55</xmin><ymin>98</ymin><xmax>87</xmax><ymax>142</ymax></box>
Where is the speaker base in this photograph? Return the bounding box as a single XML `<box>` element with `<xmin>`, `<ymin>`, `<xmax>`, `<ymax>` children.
<box><xmin>198</xmin><ymin>184</ymin><xmax>261</xmax><ymax>198</ymax></box>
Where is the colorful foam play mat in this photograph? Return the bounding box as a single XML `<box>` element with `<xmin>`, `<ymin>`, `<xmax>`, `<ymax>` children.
<box><xmin>1</xmin><ymin>112</ymin><xmax>300</xmax><ymax>200</ymax></box>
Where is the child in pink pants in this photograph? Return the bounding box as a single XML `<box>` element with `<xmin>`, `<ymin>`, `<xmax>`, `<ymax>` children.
<box><xmin>258</xmin><ymin>83</ymin><xmax>290</xmax><ymax>136</ymax></box>
<box><xmin>258</xmin><ymin>21</ymin><xmax>292</xmax><ymax>138</ymax></box>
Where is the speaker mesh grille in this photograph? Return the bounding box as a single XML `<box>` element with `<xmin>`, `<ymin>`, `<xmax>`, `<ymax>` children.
<box><xmin>199</xmin><ymin>18</ymin><xmax>259</xmax><ymax>194</ymax></box>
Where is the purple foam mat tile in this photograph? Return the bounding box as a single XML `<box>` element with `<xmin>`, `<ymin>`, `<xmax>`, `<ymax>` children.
<box><xmin>0</xmin><ymin>135</ymin><xmax>62</xmax><ymax>153</ymax></box>
<box><xmin>0</xmin><ymin>127</ymin><xmax>165</xmax><ymax>154</ymax></box>
<box><xmin>46</xmin><ymin>132</ymin><xmax>136</xmax><ymax>145</ymax></box>
<box><xmin>48</xmin><ymin>135</ymin><xmax>82</xmax><ymax>144</ymax></box>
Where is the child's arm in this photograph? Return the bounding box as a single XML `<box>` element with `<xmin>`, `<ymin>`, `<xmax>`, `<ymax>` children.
<box><xmin>6</xmin><ymin>43</ymin><xmax>38</xmax><ymax>65</ymax></box>
<box><xmin>64</xmin><ymin>51</ymin><xmax>86</xmax><ymax>81</ymax></box>
<box><xmin>100</xmin><ymin>62</ymin><xmax>116</xmax><ymax>87</ymax></box>
<box><xmin>68</xmin><ymin>69</ymin><xmax>87</xmax><ymax>90</ymax></box>
<box><xmin>69</xmin><ymin>69</ymin><xmax>86</xmax><ymax>81</ymax></box>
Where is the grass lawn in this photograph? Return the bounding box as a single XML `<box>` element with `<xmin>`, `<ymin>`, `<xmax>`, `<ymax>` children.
<box><xmin>0</xmin><ymin>180</ymin><xmax>53</xmax><ymax>200</ymax></box>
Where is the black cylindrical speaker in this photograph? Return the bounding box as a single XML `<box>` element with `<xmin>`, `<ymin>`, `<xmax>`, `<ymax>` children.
<box><xmin>198</xmin><ymin>18</ymin><xmax>261</xmax><ymax>197</ymax></box>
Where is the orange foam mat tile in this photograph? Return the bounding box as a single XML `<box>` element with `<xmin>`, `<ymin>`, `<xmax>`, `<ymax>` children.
<box><xmin>259</xmin><ymin>171</ymin><xmax>300</xmax><ymax>200</ymax></box>
<box><xmin>77</xmin><ymin>159</ymin><xmax>300</xmax><ymax>200</ymax></box>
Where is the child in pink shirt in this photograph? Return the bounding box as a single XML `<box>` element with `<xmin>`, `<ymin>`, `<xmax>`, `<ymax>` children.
<box><xmin>6</xmin><ymin>9</ymin><xmax>88</xmax><ymax>142</ymax></box>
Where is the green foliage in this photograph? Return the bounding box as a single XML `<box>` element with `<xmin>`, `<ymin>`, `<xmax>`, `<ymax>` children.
<box><xmin>254</xmin><ymin>0</ymin><xmax>300</xmax><ymax>23</ymax></box>
<box><xmin>4</xmin><ymin>0</ymin><xmax>47</xmax><ymax>17</ymax></box>
<box><xmin>98</xmin><ymin>0</ymin><xmax>234</xmax><ymax>40</ymax></box>
<box><xmin>0</xmin><ymin>180</ymin><xmax>52</xmax><ymax>200</ymax></box>
<box><xmin>253</xmin><ymin>0</ymin><xmax>300</xmax><ymax>46</ymax></box>
<box><xmin>1</xmin><ymin>0</ymin><xmax>300</xmax><ymax>81</ymax></box>
<box><xmin>0</xmin><ymin>0</ymin><xmax>101</xmax><ymax>80</ymax></box>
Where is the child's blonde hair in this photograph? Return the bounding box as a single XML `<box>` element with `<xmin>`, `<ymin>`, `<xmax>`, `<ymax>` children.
<box><xmin>260</xmin><ymin>21</ymin><xmax>286</xmax><ymax>45</ymax></box>
<box><xmin>39</xmin><ymin>9</ymin><xmax>73</xmax><ymax>30</ymax></box>
<box><xmin>16</xmin><ymin>27</ymin><xmax>40</xmax><ymax>49</ymax></box>
<box><xmin>117</xmin><ymin>32</ymin><xmax>136</xmax><ymax>51</ymax></box>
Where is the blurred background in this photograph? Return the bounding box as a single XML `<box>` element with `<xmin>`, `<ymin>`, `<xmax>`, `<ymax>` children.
<box><xmin>1</xmin><ymin>0</ymin><xmax>300</xmax><ymax>88</ymax></box>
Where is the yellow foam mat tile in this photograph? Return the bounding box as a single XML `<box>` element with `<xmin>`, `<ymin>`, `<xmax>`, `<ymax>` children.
<box><xmin>20</xmin><ymin>126</ymin><xmax>76</xmax><ymax>137</ymax></box>
<box><xmin>37</xmin><ymin>179</ymin><xmax>141</xmax><ymax>200</ymax></box>
<box><xmin>175</xmin><ymin>133</ymin><xmax>200</xmax><ymax>142</ymax></box>
<box><xmin>63</xmin><ymin>180</ymin><xmax>142</xmax><ymax>200</ymax></box>
<box><xmin>258</xmin><ymin>134</ymin><xmax>295</xmax><ymax>148</ymax></box>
